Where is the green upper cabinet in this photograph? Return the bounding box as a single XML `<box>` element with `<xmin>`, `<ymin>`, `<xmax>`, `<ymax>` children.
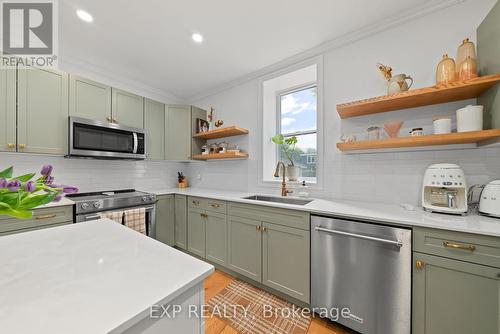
<box><xmin>155</xmin><ymin>195</ymin><xmax>175</xmax><ymax>246</ymax></box>
<box><xmin>413</xmin><ymin>252</ymin><xmax>500</xmax><ymax>334</ymax></box>
<box><xmin>0</xmin><ymin>66</ymin><xmax>16</xmax><ymax>152</ymax></box>
<box><xmin>69</xmin><ymin>75</ymin><xmax>112</xmax><ymax>122</ymax></box>
<box><xmin>17</xmin><ymin>67</ymin><xmax>69</xmax><ymax>155</ymax></box>
<box><xmin>111</xmin><ymin>88</ymin><xmax>144</xmax><ymax>128</ymax></box>
<box><xmin>165</xmin><ymin>105</ymin><xmax>191</xmax><ymax>160</ymax></box>
<box><xmin>144</xmin><ymin>98</ymin><xmax>165</xmax><ymax>160</ymax></box>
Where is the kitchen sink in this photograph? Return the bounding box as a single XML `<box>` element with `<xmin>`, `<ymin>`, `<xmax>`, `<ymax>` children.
<box><xmin>242</xmin><ymin>195</ymin><xmax>313</xmax><ymax>206</ymax></box>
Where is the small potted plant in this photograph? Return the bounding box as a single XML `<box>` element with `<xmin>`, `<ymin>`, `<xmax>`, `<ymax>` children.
<box><xmin>178</xmin><ymin>172</ymin><xmax>188</xmax><ymax>188</ymax></box>
<box><xmin>271</xmin><ymin>134</ymin><xmax>300</xmax><ymax>181</ymax></box>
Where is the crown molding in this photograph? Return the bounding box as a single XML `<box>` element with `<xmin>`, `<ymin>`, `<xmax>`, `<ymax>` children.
<box><xmin>58</xmin><ymin>56</ymin><xmax>186</xmax><ymax>104</ymax></box>
<box><xmin>187</xmin><ymin>0</ymin><xmax>465</xmax><ymax>102</ymax></box>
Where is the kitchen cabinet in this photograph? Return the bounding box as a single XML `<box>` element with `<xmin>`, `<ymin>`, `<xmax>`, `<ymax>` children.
<box><xmin>0</xmin><ymin>205</ymin><xmax>73</xmax><ymax>236</ymax></box>
<box><xmin>165</xmin><ymin>105</ymin><xmax>191</xmax><ymax>160</ymax></box>
<box><xmin>155</xmin><ymin>195</ymin><xmax>175</xmax><ymax>246</ymax></box>
<box><xmin>262</xmin><ymin>222</ymin><xmax>310</xmax><ymax>302</ymax></box>
<box><xmin>17</xmin><ymin>67</ymin><xmax>69</xmax><ymax>155</ymax></box>
<box><xmin>190</xmin><ymin>106</ymin><xmax>207</xmax><ymax>158</ymax></box>
<box><xmin>187</xmin><ymin>207</ymin><xmax>206</xmax><ymax>258</ymax></box>
<box><xmin>205</xmin><ymin>211</ymin><xmax>227</xmax><ymax>266</ymax></box>
<box><xmin>174</xmin><ymin>195</ymin><xmax>188</xmax><ymax>250</ymax></box>
<box><xmin>0</xmin><ymin>66</ymin><xmax>16</xmax><ymax>152</ymax></box>
<box><xmin>227</xmin><ymin>215</ymin><xmax>262</xmax><ymax>281</ymax></box>
<box><xmin>413</xmin><ymin>252</ymin><xmax>500</xmax><ymax>334</ymax></box>
<box><xmin>111</xmin><ymin>88</ymin><xmax>144</xmax><ymax>128</ymax></box>
<box><xmin>144</xmin><ymin>98</ymin><xmax>165</xmax><ymax>160</ymax></box>
<box><xmin>69</xmin><ymin>75</ymin><xmax>112</xmax><ymax>122</ymax></box>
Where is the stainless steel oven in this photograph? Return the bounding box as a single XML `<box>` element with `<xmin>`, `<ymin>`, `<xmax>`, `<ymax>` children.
<box><xmin>69</xmin><ymin>117</ymin><xmax>146</xmax><ymax>159</ymax></box>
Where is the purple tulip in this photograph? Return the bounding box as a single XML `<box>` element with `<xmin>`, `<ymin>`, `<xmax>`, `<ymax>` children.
<box><xmin>41</xmin><ymin>165</ymin><xmax>53</xmax><ymax>177</ymax></box>
<box><xmin>25</xmin><ymin>181</ymin><xmax>36</xmax><ymax>192</ymax></box>
<box><xmin>44</xmin><ymin>175</ymin><xmax>54</xmax><ymax>185</ymax></box>
<box><xmin>0</xmin><ymin>178</ymin><xmax>7</xmax><ymax>189</ymax></box>
<box><xmin>53</xmin><ymin>195</ymin><xmax>63</xmax><ymax>202</ymax></box>
<box><xmin>62</xmin><ymin>185</ymin><xmax>78</xmax><ymax>194</ymax></box>
<box><xmin>7</xmin><ymin>180</ymin><xmax>21</xmax><ymax>192</ymax></box>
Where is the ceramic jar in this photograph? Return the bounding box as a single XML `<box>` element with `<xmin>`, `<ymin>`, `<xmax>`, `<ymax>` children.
<box><xmin>436</xmin><ymin>54</ymin><xmax>456</xmax><ymax>84</ymax></box>
<box><xmin>433</xmin><ymin>118</ymin><xmax>452</xmax><ymax>134</ymax></box>
<box><xmin>410</xmin><ymin>128</ymin><xmax>424</xmax><ymax>136</ymax></box>
<box><xmin>458</xmin><ymin>56</ymin><xmax>478</xmax><ymax>81</ymax></box>
<box><xmin>367</xmin><ymin>126</ymin><xmax>381</xmax><ymax>140</ymax></box>
<box><xmin>387</xmin><ymin>74</ymin><xmax>413</xmax><ymax>95</ymax></box>
<box><xmin>456</xmin><ymin>105</ymin><xmax>483</xmax><ymax>132</ymax></box>
<box><xmin>456</xmin><ymin>38</ymin><xmax>477</xmax><ymax>77</ymax></box>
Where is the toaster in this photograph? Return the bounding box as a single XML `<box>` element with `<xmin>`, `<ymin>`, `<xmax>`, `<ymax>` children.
<box><xmin>479</xmin><ymin>180</ymin><xmax>500</xmax><ymax>218</ymax></box>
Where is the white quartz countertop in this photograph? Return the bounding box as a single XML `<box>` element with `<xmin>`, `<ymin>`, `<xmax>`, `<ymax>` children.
<box><xmin>0</xmin><ymin>219</ymin><xmax>214</xmax><ymax>334</ymax></box>
<box><xmin>142</xmin><ymin>187</ymin><xmax>500</xmax><ymax>237</ymax></box>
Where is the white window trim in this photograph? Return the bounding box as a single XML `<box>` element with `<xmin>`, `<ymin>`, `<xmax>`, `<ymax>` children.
<box><xmin>257</xmin><ymin>56</ymin><xmax>324</xmax><ymax>191</ymax></box>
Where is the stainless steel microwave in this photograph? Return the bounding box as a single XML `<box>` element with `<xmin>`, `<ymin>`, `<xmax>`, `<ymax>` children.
<box><xmin>69</xmin><ymin>117</ymin><xmax>146</xmax><ymax>159</ymax></box>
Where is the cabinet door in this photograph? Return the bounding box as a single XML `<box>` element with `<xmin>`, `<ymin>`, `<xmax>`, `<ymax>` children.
<box><xmin>174</xmin><ymin>195</ymin><xmax>188</xmax><ymax>250</ymax></box>
<box><xmin>187</xmin><ymin>207</ymin><xmax>206</xmax><ymax>258</ymax></box>
<box><xmin>206</xmin><ymin>212</ymin><xmax>227</xmax><ymax>266</ymax></box>
<box><xmin>413</xmin><ymin>252</ymin><xmax>500</xmax><ymax>334</ymax></box>
<box><xmin>111</xmin><ymin>88</ymin><xmax>144</xmax><ymax>128</ymax></box>
<box><xmin>165</xmin><ymin>105</ymin><xmax>191</xmax><ymax>160</ymax></box>
<box><xmin>144</xmin><ymin>98</ymin><xmax>165</xmax><ymax>160</ymax></box>
<box><xmin>17</xmin><ymin>67</ymin><xmax>69</xmax><ymax>155</ymax></box>
<box><xmin>262</xmin><ymin>222</ymin><xmax>310</xmax><ymax>303</ymax></box>
<box><xmin>227</xmin><ymin>215</ymin><xmax>261</xmax><ymax>282</ymax></box>
<box><xmin>69</xmin><ymin>75</ymin><xmax>111</xmax><ymax>122</ymax></box>
<box><xmin>155</xmin><ymin>195</ymin><xmax>175</xmax><ymax>246</ymax></box>
<box><xmin>0</xmin><ymin>67</ymin><xmax>16</xmax><ymax>152</ymax></box>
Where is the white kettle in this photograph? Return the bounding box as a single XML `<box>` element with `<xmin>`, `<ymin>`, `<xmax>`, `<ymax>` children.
<box><xmin>479</xmin><ymin>180</ymin><xmax>500</xmax><ymax>218</ymax></box>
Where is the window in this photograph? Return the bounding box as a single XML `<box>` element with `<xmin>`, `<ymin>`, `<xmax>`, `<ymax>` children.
<box><xmin>277</xmin><ymin>85</ymin><xmax>317</xmax><ymax>180</ymax></box>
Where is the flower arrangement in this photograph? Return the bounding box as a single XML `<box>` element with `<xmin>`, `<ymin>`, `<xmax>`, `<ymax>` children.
<box><xmin>0</xmin><ymin>165</ymin><xmax>78</xmax><ymax>219</ymax></box>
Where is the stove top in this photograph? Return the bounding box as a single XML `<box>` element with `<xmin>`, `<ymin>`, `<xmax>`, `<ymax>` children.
<box><xmin>68</xmin><ymin>189</ymin><xmax>156</xmax><ymax>214</ymax></box>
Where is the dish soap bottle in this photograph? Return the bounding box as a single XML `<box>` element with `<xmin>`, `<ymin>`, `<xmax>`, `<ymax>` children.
<box><xmin>298</xmin><ymin>181</ymin><xmax>309</xmax><ymax>198</ymax></box>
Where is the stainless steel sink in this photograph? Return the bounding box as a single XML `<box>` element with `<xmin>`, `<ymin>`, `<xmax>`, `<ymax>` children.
<box><xmin>242</xmin><ymin>195</ymin><xmax>313</xmax><ymax>206</ymax></box>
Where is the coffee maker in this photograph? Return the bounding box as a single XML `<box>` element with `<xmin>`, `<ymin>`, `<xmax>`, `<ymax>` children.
<box><xmin>422</xmin><ymin>163</ymin><xmax>468</xmax><ymax>215</ymax></box>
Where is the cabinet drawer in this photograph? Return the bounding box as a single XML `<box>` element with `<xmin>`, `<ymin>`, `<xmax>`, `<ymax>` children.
<box><xmin>414</xmin><ymin>227</ymin><xmax>500</xmax><ymax>268</ymax></box>
<box><xmin>188</xmin><ymin>196</ymin><xmax>208</xmax><ymax>209</ymax></box>
<box><xmin>0</xmin><ymin>205</ymin><xmax>73</xmax><ymax>234</ymax></box>
<box><xmin>0</xmin><ymin>221</ymin><xmax>71</xmax><ymax>236</ymax></box>
<box><xmin>206</xmin><ymin>199</ymin><xmax>226</xmax><ymax>214</ymax></box>
<box><xmin>228</xmin><ymin>202</ymin><xmax>309</xmax><ymax>231</ymax></box>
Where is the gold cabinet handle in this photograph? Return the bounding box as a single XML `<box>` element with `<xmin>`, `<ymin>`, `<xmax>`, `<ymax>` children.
<box><xmin>200</xmin><ymin>213</ymin><xmax>208</xmax><ymax>218</ymax></box>
<box><xmin>443</xmin><ymin>240</ymin><xmax>476</xmax><ymax>252</ymax></box>
<box><xmin>415</xmin><ymin>260</ymin><xmax>425</xmax><ymax>270</ymax></box>
<box><xmin>106</xmin><ymin>117</ymin><xmax>111</xmax><ymax>122</ymax></box>
<box><xmin>210</xmin><ymin>203</ymin><xmax>220</xmax><ymax>208</ymax></box>
<box><xmin>7</xmin><ymin>143</ymin><xmax>15</xmax><ymax>149</ymax></box>
<box><xmin>18</xmin><ymin>144</ymin><xmax>26</xmax><ymax>149</ymax></box>
<box><xmin>192</xmin><ymin>200</ymin><xmax>200</xmax><ymax>205</ymax></box>
<box><xmin>256</xmin><ymin>225</ymin><xmax>261</xmax><ymax>231</ymax></box>
<box><xmin>262</xmin><ymin>227</ymin><xmax>268</xmax><ymax>232</ymax></box>
<box><xmin>35</xmin><ymin>214</ymin><xmax>57</xmax><ymax>220</ymax></box>
<box><xmin>112</xmin><ymin>118</ymin><xmax>117</xmax><ymax>123</ymax></box>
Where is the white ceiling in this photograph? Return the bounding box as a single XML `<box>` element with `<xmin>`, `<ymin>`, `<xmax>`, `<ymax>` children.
<box><xmin>60</xmin><ymin>0</ymin><xmax>448</xmax><ymax>100</ymax></box>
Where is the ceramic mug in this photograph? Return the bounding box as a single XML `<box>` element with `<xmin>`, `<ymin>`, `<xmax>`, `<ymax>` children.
<box><xmin>387</xmin><ymin>74</ymin><xmax>413</xmax><ymax>95</ymax></box>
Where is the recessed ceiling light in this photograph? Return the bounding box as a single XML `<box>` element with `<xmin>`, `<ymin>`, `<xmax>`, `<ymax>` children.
<box><xmin>192</xmin><ymin>33</ymin><xmax>203</xmax><ymax>43</ymax></box>
<box><xmin>76</xmin><ymin>10</ymin><xmax>93</xmax><ymax>23</ymax></box>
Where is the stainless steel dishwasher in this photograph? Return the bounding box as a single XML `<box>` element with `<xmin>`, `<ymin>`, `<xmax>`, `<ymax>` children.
<box><xmin>311</xmin><ymin>216</ymin><xmax>411</xmax><ymax>334</ymax></box>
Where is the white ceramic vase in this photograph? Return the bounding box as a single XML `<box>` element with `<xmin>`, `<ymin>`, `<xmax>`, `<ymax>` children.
<box><xmin>286</xmin><ymin>165</ymin><xmax>300</xmax><ymax>181</ymax></box>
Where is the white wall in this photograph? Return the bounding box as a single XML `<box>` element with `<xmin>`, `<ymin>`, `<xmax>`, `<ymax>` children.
<box><xmin>189</xmin><ymin>0</ymin><xmax>500</xmax><ymax>205</ymax></box>
<box><xmin>0</xmin><ymin>153</ymin><xmax>188</xmax><ymax>193</ymax></box>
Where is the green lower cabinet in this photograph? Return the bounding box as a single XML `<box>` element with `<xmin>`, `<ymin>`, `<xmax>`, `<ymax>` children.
<box><xmin>262</xmin><ymin>222</ymin><xmax>310</xmax><ymax>303</ymax></box>
<box><xmin>155</xmin><ymin>195</ymin><xmax>175</xmax><ymax>246</ymax></box>
<box><xmin>413</xmin><ymin>252</ymin><xmax>500</xmax><ymax>334</ymax></box>
<box><xmin>205</xmin><ymin>212</ymin><xmax>227</xmax><ymax>266</ymax></box>
<box><xmin>174</xmin><ymin>195</ymin><xmax>188</xmax><ymax>250</ymax></box>
<box><xmin>227</xmin><ymin>215</ymin><xmax>262</xmax><ymax>282</ymax></box>
<box><xmin>188</xmin><ymin>207</ymin><xmax>206</xmax><ymax>257</ymax></box>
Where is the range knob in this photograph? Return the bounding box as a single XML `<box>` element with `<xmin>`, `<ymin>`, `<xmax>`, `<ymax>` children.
<box><xmin>81</xmin><ymin>202</ymin><xmax>90</xmax><ymax>210</ymax></box>
<box><xmin>142</xmin><ymin>196</ymin><xmax>148</xmax><ymax>202</ymax></box>
<box><xmin>93</xmin><ymin>201</ymin><xmax>102</xmax><ymax>208</ymax></box>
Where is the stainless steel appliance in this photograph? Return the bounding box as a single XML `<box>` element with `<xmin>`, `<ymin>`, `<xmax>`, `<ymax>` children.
<box><xmin>422</xmin><ymin>163</ymin><xmax>468</xmax><ymax>215</ymax></box>
<box><xmin>69</xmin><ymin>117</ymin><xmax>146</xmax><ymax>159</ymax></box>
<box><xmin>311</xmin><ymin>216</ymin><xmax>411</xmax><ymax>334</ymax></box>
<box><xmin>479</xmin><ymin>180</ymin><xmax>500</xmax><ymax>218</ymax></box>
<box><xmin>67</xmin><ymin>189</ymin><xmax>156</xmax><ymax>238</ymax></box>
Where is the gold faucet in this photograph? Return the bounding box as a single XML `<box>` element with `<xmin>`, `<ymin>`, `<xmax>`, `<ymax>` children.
<box><xmin>274</xmin><ymin>161</ymin><xmax>293</xmax><ymax>197</ymax></box>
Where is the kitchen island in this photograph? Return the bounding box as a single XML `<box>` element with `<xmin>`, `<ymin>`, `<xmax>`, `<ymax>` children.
<box><xmin>0</xmin><ymin>219</ymin><xmax>214</xmax><ymax>334</ymax></box>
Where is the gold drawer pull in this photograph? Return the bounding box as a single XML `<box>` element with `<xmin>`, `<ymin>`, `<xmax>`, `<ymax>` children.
<box><xmin>35</xmin><ymin>214</ymin><xmax>57</xmax><ymax>220</ymax></box>
<box><xmin>256</xmin><ymin>225</ymin><xmax>261</xmax><ymax>231</ymax></box>
<box><xmin>192</xmin><ymin>200</ymin><xmax>200</xmax><ymax>205</ymax></box>
<box><xmin>262</xmin><ymin>227</ymin><xmax>267</xmax><ymax>232</ymax></box>
<box><xmin>18</xmin><ymin>144</ymin><xmax>26</xmax><ymax>149</ymax></box>
<box><xmin>210</xmin><ymin>203</ymin><xmax>220</xmax><ymax>208</ymax></box>
<box><xmin>200</xmin><ymin>213</ymin><xmax>208</xmax><ymax>218</ymax></box>
<box><xmin>443</xmin><ymin>240</ymin><xmax>476</xmax><ymax>252</ymax></box>
<box><xmin>415</xmin><ymin>260</ymin><xmax>425</xmax><ymax>270</ymax></box>
<box><xmin>7</xmin><ymin>143</ymin><xmax>15</xmax><ymax>149</ymax></box>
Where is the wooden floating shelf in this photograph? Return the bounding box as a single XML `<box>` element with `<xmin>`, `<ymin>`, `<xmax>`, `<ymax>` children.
<box><xmin>337</xmin><ymin>74</ymin><xmax>500</xmax><ymax>118</ymax></box>
<box><xmin>192</xmin><ymin>126</ymin><xmax>249</xmax><ymax>140</ymax></box>
<box><xmin>192</xmin><ymin>152</ymin><xmax>249</xmax><ymax>160</ymax></box>
<box><xmin>337</xmin><ymin>129</ymin><xmax>500</xmax><ymax>152</ymax></box>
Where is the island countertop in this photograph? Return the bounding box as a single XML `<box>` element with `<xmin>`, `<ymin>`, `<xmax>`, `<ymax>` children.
<box><xmin>0</xmin><ymin>219</ymin><xmax>214</xmax><ymax>334</ymax></box>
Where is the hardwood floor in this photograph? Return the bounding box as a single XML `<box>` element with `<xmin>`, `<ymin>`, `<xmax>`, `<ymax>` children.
<box><xmin>204</xmin><ymin>270</ymin><xmax>355</xmax><ymax>334</ymax></box>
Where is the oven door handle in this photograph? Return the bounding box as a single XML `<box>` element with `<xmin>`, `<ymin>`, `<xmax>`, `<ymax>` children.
<box><xmin>82</xmin><ymin>215</ymin><xmax>102</xmax><ymax>222</ymax></box>
<box><xmin>315</xmin><ymin>226</ymin><xmax>403</xmax><ymax>247</ymax></box>
<box><xmin>132</xmin><ymin>132</ymin><xmax>138</xmax><ymax>154</ymax></box>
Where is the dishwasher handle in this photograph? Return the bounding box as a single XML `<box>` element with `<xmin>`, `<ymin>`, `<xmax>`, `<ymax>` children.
<box><xmin>315</xmin><ymin>226</ymin><xmax>403</xmax><ymax>247</ymax></box>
